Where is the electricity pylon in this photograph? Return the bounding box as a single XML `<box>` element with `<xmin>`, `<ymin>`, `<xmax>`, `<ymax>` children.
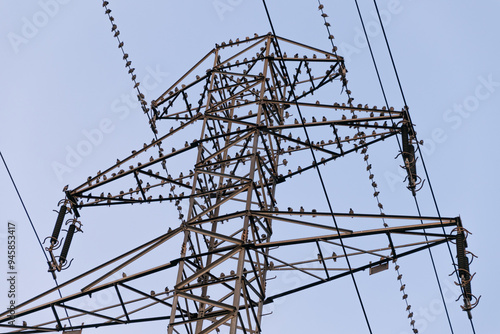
<box><xmin>0</xmin><ymin>34</ymin><xmax>475</xmax><ymax>334</ymax></box>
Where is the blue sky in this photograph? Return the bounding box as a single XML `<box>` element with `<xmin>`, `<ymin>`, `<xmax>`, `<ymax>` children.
<box><xmin>0</xmin><ymin>1</ymin><xmax>498</xmax><ymax>333</ymax></box>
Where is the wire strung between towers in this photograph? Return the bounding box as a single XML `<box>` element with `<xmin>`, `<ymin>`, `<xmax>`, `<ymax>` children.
<box><xmin>261</xmin><ymin>1</ymin><xmax>374</xmax><ymax>333</ymax></box>
<box><xmin>351</xmin><ymin>1</ymin><xmax>457</xmax><ymax>333</ymax></box>
<box><xmin>101</xmin><ymin>0</ymin><xmax>175</xmax><ymax>179</ymax></box>
<box><xmin>99</xmin><ymin>1</ymin><xmax>199</xmax><ymax>262</ymax></box>
<box><xmin>356</xmin><ymin>1</ymin><xmax>478</xmax><ymax>333</ymax></box>
<box><xmin>370</xmin><ymin>0</ymin><xmax>478</xmax><ymax>332</ymax></box>
<box><xmin>101</xmin><ymin>1</ymin><xmax>154</xmax><ymax>131</ymax></box>
<box><xmin>0</xmin><ymin>150</ymin><xmax>72</xmax><ymax>327</ymax></box>
<box><xmin>370</xmin><ymin>0</ymin><xmax>476</xmax><ymax>302</ymax></box>
<box><xmin>316</xmin><ymin>1</ymin><xmax>419</xmax><ymax>332</ymax></box>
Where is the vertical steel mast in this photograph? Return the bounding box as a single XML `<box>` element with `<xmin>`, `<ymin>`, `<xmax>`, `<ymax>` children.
<box><xmin>163</xmin><ymin>35</ymin><xmax>290</xmax><ymax>333</ymax></box>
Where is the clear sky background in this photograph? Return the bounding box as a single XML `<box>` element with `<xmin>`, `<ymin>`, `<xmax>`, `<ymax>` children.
<box><xmin>0</xmin><ymin>1</ymin><xmax>498</xmax><ymax>333</ymax></box>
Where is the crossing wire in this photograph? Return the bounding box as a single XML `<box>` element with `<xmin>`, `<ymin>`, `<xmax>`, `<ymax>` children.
<box><xmin>370</xmin><ymin>1</ymin><xmax>478</xmax><ymax>332</ymax></box>
<box><xmin>372</xmin><ymin>1</ymin><xmax>478</xmax><ymax>326</ymax></box>
<box><xmin>355</xmin><ymin>0</ymin><xmax>478</xmax><ymax>333</ymax></box>
<box><xmin>261</xmin><ymin>1</ymin><xmax>374</xmax><ymax>333</ymax></box>
<box><xmin>350</xmin><ymin>1</ymin><xmax>457</xmax><ymax>333</ymax></box>
<box><xmin>0</xmin><ymin>150</ymin><xmax>72</xmax><ymax>327</ymax></box>
<box><xmin>316</xmin><ymin>1</ymin><xmax>420</xmax><ymax>332</ymax></box>
<box><xmin>100</xmin><ymin>0</ymin><xmax>174</xmax><ymax>177</ymax></box>
<box><xmin>101</xmin><ymin>0</ymin><xmax>155</xmax><ymax>132</ymax></box>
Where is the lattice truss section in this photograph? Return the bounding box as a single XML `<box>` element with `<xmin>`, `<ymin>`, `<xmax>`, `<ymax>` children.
<box><xmin>0</xmin><ymin>34</ymin><xmax>474</xmax><ymax>334</ymax></box>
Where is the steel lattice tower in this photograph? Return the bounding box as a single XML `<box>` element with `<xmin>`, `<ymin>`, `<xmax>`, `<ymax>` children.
<box><xmin>0</xmin><ymin>34</ymin><xmax>475</xmax><ymax>334</ymax></box>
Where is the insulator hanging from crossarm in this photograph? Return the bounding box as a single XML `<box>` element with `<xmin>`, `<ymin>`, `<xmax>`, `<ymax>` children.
<box><xmin>452</xmin><ymin>217</ymin><xmax>480</xmax><ymax>317</ymax></box>
<box><xmin>400</xmin><ymin>109</ymin><xmax>419</xmax><ymax>194</ymax></box>
<box><xmin>401</xmin><ymin>119</ymin><xmax>410</xmax><ymax>155</ymax></box>
<box><xmin>405</xmin><ymin>144</ymin><xmax>417</xmax><ymax>179</ymax></box>
<box><xmin>45</xmin><ymin>195</ymin><xmax>81</xmax><ymax>276</ymax></box>
<box><xmin>455</xmin><ymin>217</ymin><xmax>472</xmax><ymax>296</ymax></box>
<box><xmin>59</xmin><ymin>223</ymin><xmax>76</xmax><ymax>267</ymax></box>
<box><xmin>50</xmin><ymin>205</ymin><xmax>66</xmax><ymax>245</ymax></box>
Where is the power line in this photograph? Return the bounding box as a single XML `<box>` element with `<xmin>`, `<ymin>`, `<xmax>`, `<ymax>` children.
<box><xmin>316</xmin><ymin>0</ymin><xmax>419</xmax><ymax>330</ymax></box>
<box><xmin>370</xmin><ymin>0</ymin><xmax>478</xmax><ymax>330</ymax></box>
<box><xmin>354</xmin><ymin>1</ymin><xmax>478</xmax><ymax>332</ymax></box>
<box><xmin>101</xmin><ymin>0</ymin><xmax>172</xmax><ymax>176</ymax></box>
<box><xmin>351</xmin><ymin>1</ymin><xmax>457</xmax><ymax>333</ymax></box>
<box><xmin>0</xmin><ymin>152</ymin><xmax>45</xmax><ymax>258</ymax></box>
<box><xmin>261</xmin><ymin>1</ymin><xmax>374</xmax><ymax>333</ymax></box>
<box><xmin>0</xmin><ymin>150</ymin><xmax>72</xmax><ymax>326</ymax></box>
